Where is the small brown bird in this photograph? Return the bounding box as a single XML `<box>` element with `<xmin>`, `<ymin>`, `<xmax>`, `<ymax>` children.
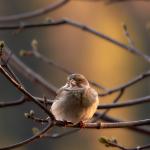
<box><xmin>51</xmin><ymin>74</ymin><xmax>99</xmax><ymax>124</ymax></box>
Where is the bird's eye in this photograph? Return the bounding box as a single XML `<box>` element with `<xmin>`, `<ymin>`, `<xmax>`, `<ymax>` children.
<box><xmin>77</xmin><ymin>79</ymin><xmax>82</xmax><ymax>82</ymax></box>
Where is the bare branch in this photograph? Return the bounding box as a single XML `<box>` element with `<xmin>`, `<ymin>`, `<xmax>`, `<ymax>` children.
<box><xmin>1</xmin><ymin>95</ymin><xmax>149</xmax><ymax>110</ymax></box>
<box><xmin>1</xmin><ymin>95</ymin><xmax>149</xmax><ymax>114</ymax></box>
<box><xmin>26</xmin><ymin>114</ymin><xmax>150</xmax><ymax>131</ymax></box>
<box><xmin>24</xmin><ymin>111</ymin><xmax>49</xmax><ymax>124</ymax></box>
<box><xmin>0</xmin><ymin>0</ymin><xmax>69</xmax><ymax>22</ymax></box>
<box><xmin>53</xmin><ymin>119</ymin><xmax>150</xmax><ymax>129</ymax></box>
<box><xmin>29</xmin><ymin>46</ymin><xmax>73</xmax><ymax>74</ymax></box>
<box><xmin>96</xmin><ymin>112</ymin><xmax>150</xmax><ymax>135</ymax></box>
<box><xmin>44</xmin><ymin>129</ymin><xmax>80</xmax><ymax>139</ymax></box>
<box><xmin>0</xmin><ymin>117</ymin><xmax>149</xmax><ymax>150</ymax></box>
<box><xmin>106</xmin><ymin>0</ymin><xmax>150</xmax><ymax>5</ymax></box>
<box><xmin>19</xmin><ymin>44</ymin><xmax>150</xmax><ymax>97</ymax></box>
<box><xmin>3</xmin><ymin>46</ymin><xmax>57</xmax><ymax>97</ymax></box>
<box><xmin>0</xmin><ymin>18</ymin><xmax>149</xmax><ymax>62</ymax></box>
<box><xmin>92</xmin><ymin>90</ymin><xmax>124</xmax><ymax>122</ymax></box>
<box><xmin>0</xmin><ymin>119</ymin><xmax>53</xmax><ymax>150</ymax></box>
<box><xmin>0</xmin><ymin>96</ymin><xmax>55</xmax><ymax>108</ymax></box>
<box><xmin>100</xmin><ymin>70</ymin><xmax>150</xmax><ymax>96</ymax></box>
<box><xmin>99</xmin><ymin>137</ymin><xmax>150</xmax><ymax>150</ymax></box>
<box><xmin>20</xmin><ymin>47</ymin><xmax>109</xmax><ymax>91</ymax></box>
<box><xmin>0</xmin><ymin>65</ymin><xmax>55</xmax><ymax>120</ymax></box>
<box><xmin>98</xmin><ymin>95</ymin><xmax>150</xmax><ymax>109</ymax></box>
<box><xmin>0</xmin><ymin>96</ymin><xmax>25</xmax><ymax>108</ymax></box>
<box><xmin>122</xmin><ymin>23</ymin><xmax>135</xmax><ymax>48</ymax></box>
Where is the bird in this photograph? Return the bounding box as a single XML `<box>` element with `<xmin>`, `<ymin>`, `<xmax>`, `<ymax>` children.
<box><xmin>51</xmin><ymin>74</ymin><xmax>99</xmax><ymax>124</ymax></box>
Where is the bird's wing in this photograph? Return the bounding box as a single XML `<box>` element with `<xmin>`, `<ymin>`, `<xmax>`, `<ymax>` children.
<box><xmin>81</xmin><ymin>87</ymin><xmax>99</xmax><ymax>107</ymax></box>
<box><xmin>55</xmin><ymin>83</ymin><xmax>70</xmax><ymax>100</ymax></box>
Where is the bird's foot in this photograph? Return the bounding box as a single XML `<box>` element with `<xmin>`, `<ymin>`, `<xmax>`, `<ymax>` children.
<box><xmin>76</xmin><ymin>121</ymin><xmax>85</xmax><ymax>128</ymax></box>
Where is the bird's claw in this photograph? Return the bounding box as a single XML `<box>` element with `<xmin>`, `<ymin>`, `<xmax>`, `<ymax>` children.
<box><xmin>76</xmin><ymin>121</ymin><xmax>85</xmax><ymax>128</ymax></box>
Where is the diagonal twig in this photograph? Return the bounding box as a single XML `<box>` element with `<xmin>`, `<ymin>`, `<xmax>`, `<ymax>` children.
<box><xmin>3</xmin><ymin>46</ymin><xmax>57</xmax><ymax>97</ymax></box>
<box><xmin>0</xmin><ymin>119</ymin><xmax>53</xmax><ymax>150</ymax></box>
<box><xmin>0</xmin><ymin>0</ymin><xmax>69</xmax><ymax>22</ymax></box>
<box><xmin>98</xmin><ymin>95</ymin><xmax>150</xmax><ymax>109</ymax></box>
<box><xmin>0</xmin><ymin>18</ymin><xmax>149</xmax><ymax>62</ymax></box>
<box><xmin>0</xmin><ymin>65</ymin><xmax>55</xmax><ymax>120</ymax></box>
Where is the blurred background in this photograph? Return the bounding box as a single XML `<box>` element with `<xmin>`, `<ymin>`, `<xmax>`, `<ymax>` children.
<box><xmin>0</xmin><ymin>0</ymin><xmax>149</xmax><ymax>150</ymax></box>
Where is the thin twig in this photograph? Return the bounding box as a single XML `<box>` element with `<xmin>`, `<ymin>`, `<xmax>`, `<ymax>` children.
<box><xmin>95</xmin><ymin>112</ymin><xmax>150</xmax><ymax>135</ymax></box>
<box><xmin>0</xmin><ymin>96</ymin><xmax>25</xmax><ymax>108</ymax></box>
<box><xmin>31</xmin><ymin>47</ymin><xmax>73</xmax><ymax>74</ymax></box>
<box><xmin>0</xmin><ymin>18</ymin><xmax>149</xmax><ymax>62</ymax></box>
<box><xmin>92</xmin><ymin>90</ymin><xmax>124</xmax><ymax>122</ymax></box>
<box><xmin>0</xmin><ymin>96</ymin><xmax>54</xmax><ymax>108</ymax></box>
<box><xmin>0</xmin><ymin>65</ymin><xmax>55</xmax><ymax>120</ymax></box>
<box><xmin>3</xmin><ymin>46</ymin><xmax>57</xmax><ymax>97</ymax></box>
<box><xmin>20</xmin><ymin>47</ymin><xmax>150</xmax><ymax>96</ymax></box>
<box><xmin>25</xmin><ymin>113</ymin><xmax>49</xmax><ymax>124</ymax></box>
<box><xmin>20</xmin><ymin>47</ymin><xmax>109</xmax><ymax>91</ymax></box>
<box><xmin>0</xmin><ymin>119</ymin><xmax>53</xmax><ymax>150</ymax></box>
<box><xmin>99</xmin><ymin>70</ymin><xmax>150</xmax><ymax>96</ymax></box>
<box><xmin>0</xmin><ymin>0</ymin><xmax>69</xmax><ymax>22</ymax></box>
<box><xmin>98</xmin><ymin>95</ymin><xmax>150</xmax><ymax>109</ymax></box>
<box><xmin>122</xmin><ymin>23</ymin><xmax>135</xmax><ymax>48</ymax></box>
<box><xmin>99</xmin><ymin>137</ymin><xmax>150</xmax><ymax>150</ymax></box>
<box><xmin>25</xmin><ymin>114</ymin><xmax>150</xmax><ymax>130</ymax></box>
<box><xmin>1</xmin><ymin>95</ymin><xmax>150</xmax><ymax>109</ymax></box>
<box><xmin>45</xmin><ymin>129</ymin><xmax>80</xmax><ymax>139</ymax></box>
<box><xmin>106</xmin><ymin>0</ymin><xmax>150</xmax><ymax>5</ymax></box>
<box><xmin>55</xmin><ymin>119</ymin><xmax>150</xmax><ymax>129</ymax></box>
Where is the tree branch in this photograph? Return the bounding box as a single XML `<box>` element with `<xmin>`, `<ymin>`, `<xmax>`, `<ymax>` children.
<box><xmin>19</xmin><ymin>43</ymin><xmax>150</xmax><ymax>97</ymax></box>
<box><xmin>0</xmin><ymin>64</ymin><xmax>55</xmax><ymax>120</ymax></box>
<box><xmin>1</xmin><ymin>95</ymin><xmax>149</xmax><ymax>110</ymax></box>
<box><xmin>0</xmin><ymin>18</ymin><xmax>149</xmax><ymax>62</ymax></box>
<box><xmin>99</xmin><ymin>70</ymin><xmax>150</xmax><ymax>96</ymax></box>
<box><xmin>92</xmin><ymin>90</ymin><xmax>124</xmax><ymax>122</ymax></box>
<box><xmin>0</xmin><ymin>0</ymin><xmax>69</xmax><ymax>22</ymax></box>
<box><xmin>96</xmin><ymin>113</ymin><xmax>150</xmax><ymax>135</ymax></box>
<box><xmin>3</xmin><ymin>46</ymin><xmax>57</xmax><ymax>97</ymax></box>
<box><xmin>0</xmin><ymin>119</ymin><xmax>53</xmax><ymax>150</ymax></box>
<box><xmin>99</xmin><ymin>136</ymin><xmax>150</xmax><ymax>150</ymax></box>
<box><xmin>98</xmin><ymin>95</ymin><xmax>150</xmax><ymax>109</ymax></box>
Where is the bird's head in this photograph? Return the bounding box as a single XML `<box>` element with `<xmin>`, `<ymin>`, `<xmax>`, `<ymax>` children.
<box><xmin>67</xmin><ymin>74</ymin><xmax>89</xmax><ymax>88</ymax></box>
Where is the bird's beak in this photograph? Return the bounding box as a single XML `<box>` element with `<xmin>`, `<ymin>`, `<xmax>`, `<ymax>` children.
<box><xmin>70</xmin><ymin>79</ymin><xmax>76</xmax><ymax>86</ymax></box>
